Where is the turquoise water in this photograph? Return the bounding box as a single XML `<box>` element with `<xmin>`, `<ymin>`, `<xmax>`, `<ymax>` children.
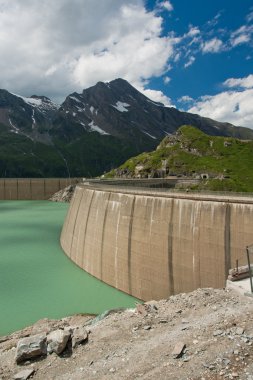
<box><xmin>0</xmin><ymin>201</ymin><xmax>137</xmax><ymax>336</ymax></box>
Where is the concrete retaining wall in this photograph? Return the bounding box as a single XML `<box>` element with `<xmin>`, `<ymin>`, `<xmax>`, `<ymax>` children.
<box><xmin>60</xmin><ymin>184</ymin><xmax>253</xmax><ymax>301</ymax></box>
<box><xmin>0</xmin><ymin>178</ymin><xmax>81</xmax><ymax>200</ymax></box>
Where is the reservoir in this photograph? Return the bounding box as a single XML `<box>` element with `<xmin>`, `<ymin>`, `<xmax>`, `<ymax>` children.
<box><xmin>0</xmin><ymin>201</ymin><xmax>137</xmax><ymax>336</ymax></box>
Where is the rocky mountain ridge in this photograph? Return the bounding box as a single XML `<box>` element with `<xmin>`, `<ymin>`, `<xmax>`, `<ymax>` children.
<box><xmin>0</xmin><ymin>79</ymin><xmax>253</xmax><ymax>177</ymax></box>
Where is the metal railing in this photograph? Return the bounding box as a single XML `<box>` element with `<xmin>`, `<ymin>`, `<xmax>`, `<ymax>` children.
<box><xmin>80</xmin><ymin>179</ymin><xmax>253</xmax><ymax>204</ymax></box>
<box><xmin>246</xmin><ymin>245</ymin><xmax>253</xmax><ymax>294</ymax></box>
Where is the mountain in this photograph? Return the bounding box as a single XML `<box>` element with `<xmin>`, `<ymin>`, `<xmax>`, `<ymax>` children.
<box><xmin>106</xmin><ymin>125</ymin><xmax>253</xmax><ymax>192</ymax></box>
<box><xmin>0</xmin><ymin>79</ymin><xmax>253</xmax><ymax>178</ymax></box>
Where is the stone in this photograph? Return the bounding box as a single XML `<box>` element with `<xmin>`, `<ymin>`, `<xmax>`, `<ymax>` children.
<box><xmin>222</xmin><ymin>358</ymin><xmax>230</xmax><ymax>366</ymax></box>
<box><xmin>213</xmin><ymin>329</ymin><xmax>223</xmax><ymax>336</ymax></box>
<box><xmin>47</xmin><ymin>329</ymin><xmax>70</xmax><ymax>355</ymax></box>
<box><xmin>15</xmin><ymin>334</ymin><xmax>47</xmax><ymax>363</ymax></box>
<box><xmin>136</xmin><ymin>304</ymin><xmax>148</xmax><ymax>316</ymax></box>
<box><xmin>72</xmin><ymin>326</ymin><xmax>88</xmax><ymax>349</ymax></box>
<box><xmin>172</xmin><ymin>342</ymin><xmax>186</xmax><ymax>358</ymax></box>
<box><xmin>143</xmin><ymin>325</ymin><xmax>151</xmax><ymax>330</ymax></box>
<box><xmin>158</xmin><ymin>319</ymin><xmax>168</xmax><ymax>324</ymax></box>
<box><xmin>145</xmin><ymin>301</ymin><xmax>158</xmax><ymax>313</ymax></box>
<box><xmin>13</xmin><ymin>369</ymin><xmax>35</xmax><ymax>380</ymax></box>
<box><xmin>235</xmin><ymin>327</ymin><xmax>244</xmax><ymax>335</ymax></box>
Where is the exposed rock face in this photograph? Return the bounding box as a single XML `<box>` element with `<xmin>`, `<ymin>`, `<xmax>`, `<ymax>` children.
<box><xmin>15</xmin><ymin>334</ymin><xmax>47</xmax><ymax>363</ymax></box>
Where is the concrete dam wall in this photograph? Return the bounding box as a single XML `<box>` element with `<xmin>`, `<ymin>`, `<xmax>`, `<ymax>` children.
<box><xmin>60</xmin><ymin>184</ymin><xmax>253</xmax><ymax>301</ymax></box>
<box><xmin>0</xmin><ymin>178</ymin><xmax>81</xmax><ymax>200</ymax></box>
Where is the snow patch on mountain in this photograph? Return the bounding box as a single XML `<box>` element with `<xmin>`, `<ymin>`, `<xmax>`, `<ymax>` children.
<box><xmin>142</xmin><ymin>131</ymin><xmax>157</xmax><ymax>139</ymax></box>
<box><xmin>69</xmin><ymin>96</ymin><xmax>82</xmax><ymax>103</ymax></box>
<box><xmin>31</xmin><ymin>109</ymin><xmax>36</xmax><ymax>128</ymax></box>
<box><xmin>11</xmin><ymin>92</ymin><xmax>59</xmax><ymax>110</ymax></box>
<box><xmin>112</xmin><ymin>101</ymin><xmax>130</xmax><ymax>112</ymax></box>
<box><xmin>9</xmin><ymin>118</ymin><xmax>19</xmax><ymax>134</ymax></box>
<box><xmin>73</xmin><ymin>104</ymin><xmax>85</xmax><ymax>112</ymax></box>
<box><xmin>11</xmin><ymin>93</ymin><xmax>42</xmax><ymax>106</ymax></box>
<box><xmin>88</xmin><ymin>121</ymin><xmax>109</xmax><ymax>135</ymax></box>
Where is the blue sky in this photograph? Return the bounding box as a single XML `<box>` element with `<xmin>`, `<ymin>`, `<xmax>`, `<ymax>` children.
<box><xmin>144</xmin><ymin>0</ymin><xmax>253</xmax><ymax>127</ymax></box>
<box><xmin>0</xmin><ymin>0</ymin><xmax>252</xmax><ymax>127</ymax></box>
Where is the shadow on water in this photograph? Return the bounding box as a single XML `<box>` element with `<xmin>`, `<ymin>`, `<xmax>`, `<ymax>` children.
<box><xmin>0</xmin><ymin>201</ymin><xmax>137</xmax><ymax>336</ymax></box>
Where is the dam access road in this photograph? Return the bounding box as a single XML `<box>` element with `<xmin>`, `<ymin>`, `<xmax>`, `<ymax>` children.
<box><xmin>61</xmin><ymin>180</ymin><xmax>253</xmax><ymax>301</ymax></box>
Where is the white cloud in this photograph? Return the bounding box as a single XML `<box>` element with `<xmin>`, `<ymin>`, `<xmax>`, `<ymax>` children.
<box><xmin>173</xmin><ymin>52</ymin><xmax>181</xmax><ymax>62</ymax></box>
<box><xmin>230</xmin><ymin>25</ymin><xmax>253</xmax><ymax>47</ymax></box>
<box><xmin>223</xmin><ymin>74</ymin><xmax>253</xmax><ymax>89</ymax></box>
<box><xmin>139</xmin><ymin>88</ymin><xmax>173</xmax><ymax>106</ymax></box>
<box><xmin>156</xmin><ymin>1</ymin><xmax>173</xmax><ymax>12</ymax></box>
<box><xmin>178</xmin><ymin>95</ymin><xmax>194</xmax><ymax>103</ymax></box>
<box><xmin>0</xmin><ymin>0</ymin><xmax>177</xmax><ymax>102</ymax></box>
<box><xmin>188</xmin><ymin>88</ymin><xmax>253</xmax><ymax>128</ymax></box>
<box><xmin>184</xmin><ymin>56</ymin><xmax>195</xmax><ymax>68</ymax></box>
<box><xmin>201</xmin><ymin>38</ymin><xmax>223</xmax><ymax>53</ymax></box>
<box><xmin>163</xmin><ymin>76</ymin><xmax>171</xmax><ymax>84</ymax></box>
<box><xmin>186</xmin><ymin>26</ymin><xmax>200</xmax><ymax>37</ymax></box>
<box><xmin>231</xmin><ymin>34</ymin><xmax>251</xmax><ymax>47</ymax></box>
<box><xmin>206</xmin><ymin>12</ymin><xmax>222</xmax><ymax>27</ymax></box>
<box><xmin>246</xmin><ymin>11</ymin><xmax>253</xmax><ymax>23</ymax></box>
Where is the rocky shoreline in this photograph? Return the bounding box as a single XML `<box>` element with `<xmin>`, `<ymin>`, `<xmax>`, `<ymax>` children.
<box><xmin>49</xmin><ymin>185</ymin><xmax>76</xmax><ymax>203</ymax></box>
<box><xmin>1</xmin><ymin>288</ymin><xmax>253</xmax><ymax>379</ymax></box>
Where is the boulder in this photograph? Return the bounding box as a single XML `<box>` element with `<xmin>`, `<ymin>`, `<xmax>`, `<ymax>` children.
<box><xmin>15</xmin><ymin>334</ymin><xmax>47</xmax><ymax>363</ymax></box>
<box><xmin>47</xmin><ymin>329</ymin><xmax>70</xmax><ymax>355</ymax></box>
<box><xmin>72</xmin><ymin>326</ymin><xmax>88</xmax><ymax>349</ymax></box>
<box><xmin>171</xmin><ymin>342</ymin><xmax>186</xmax><ymax>358</ymax></box>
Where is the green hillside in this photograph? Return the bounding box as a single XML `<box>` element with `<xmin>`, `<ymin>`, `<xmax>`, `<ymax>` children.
<box><xmin>106</xmin><ymin>125</ymin><xmax>253</xmax><ymax>192</ymax></box>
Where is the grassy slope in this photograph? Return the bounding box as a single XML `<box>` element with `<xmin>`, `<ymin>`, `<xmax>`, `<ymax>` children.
<box><xmin>107</xmin><ymin>125</ymin><xmax>253</xmax><ymax>192</ymax></box>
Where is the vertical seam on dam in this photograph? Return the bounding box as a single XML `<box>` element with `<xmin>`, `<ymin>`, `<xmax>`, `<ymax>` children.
<box><xmin>224</xmin><ymin>203</ymin><xmax>231</xmax><ymax>278</ymax></box>
<box><xmin>82</xmin><ymin>190</ymin><xmax>95</xmax><ymax>268</ymax></box>
<box><xmin>127</xmin><ymin>197</ymin><xmax>136</xmax><ymax>295</ymax></box>
<box><xmin>69</xmin><ymin>191</ymin><xmax>84</xmax><ymax>258</ymax></box>
<box><xmin>100</xmin><ymin>192</ymin><xmax>111</xmax><ymax>280</ymax></box>
<box><xmin>167</xmin><ymin>198</ymin><xmax>174</xmax><ymax>295</ymax></box>
<box><xmin>195</xmin><ymin>205</ymin><xmax>201</xmax><ymax>289</ymax></box>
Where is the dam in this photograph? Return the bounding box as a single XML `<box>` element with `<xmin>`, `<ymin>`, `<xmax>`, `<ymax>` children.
<box><xmin>60</xmin><ymin>181</ymin><xmax>253</xmax><ymax>301</ymax></box>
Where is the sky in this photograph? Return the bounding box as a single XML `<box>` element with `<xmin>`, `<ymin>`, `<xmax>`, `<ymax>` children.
<box><xmin>0</xmin><ymin>0</ymin><xmax>252</xmax><ymax>128</ymax></box>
